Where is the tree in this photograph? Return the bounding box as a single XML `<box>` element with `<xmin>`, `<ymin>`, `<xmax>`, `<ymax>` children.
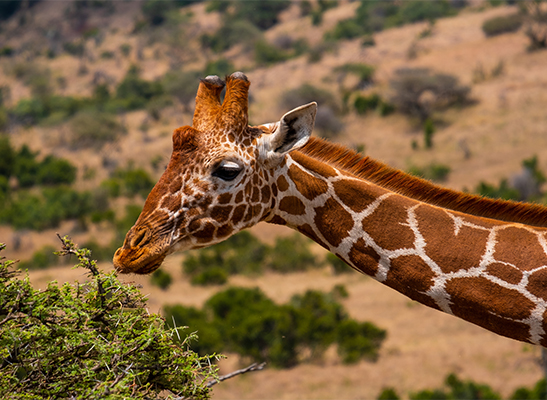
<box><xmin>390</xmin><ymin>68</ymin><xmax>470</xmax><ymax>122</ymax></box>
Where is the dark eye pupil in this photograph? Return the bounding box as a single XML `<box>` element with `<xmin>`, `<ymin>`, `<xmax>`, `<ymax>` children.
<box><xmin>213</xmin><ymin>166</ymin><xmax>241</xmax><ymax>181</ymax></box>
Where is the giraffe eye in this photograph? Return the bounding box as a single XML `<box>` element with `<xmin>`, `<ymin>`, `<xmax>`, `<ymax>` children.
<box><xmin>212</xmin><ymin>162</ymin><xmax>242</xmax><ymax>181</ymax></box>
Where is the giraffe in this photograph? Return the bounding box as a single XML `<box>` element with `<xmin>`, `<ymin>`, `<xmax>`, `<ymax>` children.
<box><xmin>114</xmin><ymin>72</ymin><xmax>547</xmax><ymax>347</ymax></box>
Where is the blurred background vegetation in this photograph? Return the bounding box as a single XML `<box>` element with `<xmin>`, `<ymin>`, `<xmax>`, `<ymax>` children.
<box><xmin>1</xmin><ymin>0</ymin><xmax>547</xmax><ymax>398</ymax></box>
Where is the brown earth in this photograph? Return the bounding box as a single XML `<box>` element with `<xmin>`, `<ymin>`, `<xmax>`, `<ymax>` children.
<box><xmin>2</xmin><ymin>1</ymin><xmax>547</xmax><ymax>398</ymax></box>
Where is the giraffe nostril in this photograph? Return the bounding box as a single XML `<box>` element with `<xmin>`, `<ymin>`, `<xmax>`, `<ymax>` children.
<box><xmin>130</xmin><ymin>227</ymin><xmax>150</xmax><ymax>248</ymax></box>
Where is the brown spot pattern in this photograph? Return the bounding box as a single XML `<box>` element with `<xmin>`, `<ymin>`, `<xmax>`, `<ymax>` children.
<box><xmin>446</xmin><ymin>276</ymin><xmax>534</xmax><ymax>340</ymax></box>
<box><xmin>279</xmin><ymin>196</ymin><xmax>306</xmax><ymax>215</ymax></box>
<box><xmin>161</xmin><ymin>194</ymin><xmax>181</xmax><ymax>213</ymax></box>
<box><xmin>210</xmin><ymin>206</ymin><xmax>233</xmax><ymax>223</ymax></box>
<box><xmin>277</xmin><ymin>175</ymin><xmax>289</xmax><ymax>192</ymax></box>
<box><xmin>385</xmin><ymin>255</ymin><xmax>440</xmax><ymax>310</ymax></box>
<box><xmin>218</xmin><ymin>193</ymin><xmax>232</xmax><ymax>204</ymax></box>
<box><xmin>232</xmin><ymin>204</ymin><xmax>247</xmax><ymax>225</ymax></box>
<box><xmin>495</xmin><ymin>227</ymin><xmax>547</xmax><ymax>272</ymax></box>
<box><xmin>332</xmin><ymin>180</ymin><xmax>379</xmax><ymax>213</ymax></box>
<box><xmin>526</xmin><ymin>268</ymin><xmax>547</xmax><ymax>302</ymax></box>
<box><xmin>485</xmin><ymin>263</ymin><xmax>523</xmax><ymax>285</ymax></box>
<box><xmin>314</xmin><ymin>198</ymin><xmax>354</xmax><ymax>247</ymax></box>
<box><xmin>348</xmin><ymin>238</ymin><xmax>380</xmax><ymax>276</ymax></box>
<box><xmin>363</xmin><ymin>197</ymin><xmax>415</xmax><ymax>251</ymax></box>
<box><xmin>288</xmin><ymin>164</ymin><xmax>328</xmax><ymax>200</ymax></box>
<box><xmin>416</xmin><ymin>208</ymin><xmax>490</xmax><ymax>274</ymax></box>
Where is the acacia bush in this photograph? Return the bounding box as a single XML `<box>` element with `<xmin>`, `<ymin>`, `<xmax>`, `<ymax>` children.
<box><xmin>109</xmin><ymin>165</ymin><xmax>155</xmax><ymax>198</ymax></box>
<box><xmin>379</xmin><ymin>373</ymin><xmax>501</xmax><ymax>400</ymax></box>
<box><xmin>390</xmin><ymin>68</ymin><xmax>471</xmax><ymax>121</ymax></box>
<box><xmin>206</xmin><ymin>1</ymin><xmax>290</xmax><ymax>30</ymax></box>
<box><xmin>0</xmin><ymin>239</ymin><xmax>217</xmax><ymax>399</ymax></box>
<box><xmin>327</xmin><ymin>0</ymin><xmax>459</xmax><ymax>40</ymax></box>
<box><xmin>200</xmin><ymin>19</ymin><xmax>261</xmax><ymax>53</ymax></box>
<box><xmin>150</xmin><ymin>269</ymin><xmax>173</xmax><ymax>290</ymax></box>
<box><xmin>482</xmin><ymin>13</ymin><xmax>523</xmax><ymax>36</ymax></box>
<box><xmin>69</xmin><ymin>111</ymin><xmax>125</xmax><ymax>149</ymax></box>
<box><xmin>182</xmin><ymin>230</ymin><xmax>269</xmax><ymax>285</ymax></box>
<box><xmin>165</xmin><ymin>286</ymin><xmax>386</xmax><ymax>368</ymax></box>
<box><xmin>0</xmin><ymin>187</ymin><xmax>96</xmax><ymax>231</ymax></box>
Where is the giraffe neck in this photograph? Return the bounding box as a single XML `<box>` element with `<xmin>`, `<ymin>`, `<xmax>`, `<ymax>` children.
<box><xmin>267</xmin><ymin>149</ymin><xmax>547</xmax><ymax>347</ymax></box>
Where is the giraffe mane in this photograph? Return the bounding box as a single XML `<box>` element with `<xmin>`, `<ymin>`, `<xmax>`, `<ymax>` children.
<box><xmin>297</xmin><ymin>137</ymin><xmax>547</xmax><ymax>228</ymax></box>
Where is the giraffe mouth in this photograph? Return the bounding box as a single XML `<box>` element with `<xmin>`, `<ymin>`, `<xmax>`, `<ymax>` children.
<box><xmin>113</xmin><ymin>224</ymin><xmax>170</xmax><ymax>275</ymax></box>
<box><xmin>113</xmin><ymin>247</ymin><xmax>167</xmax><ymax>275</ymax></box>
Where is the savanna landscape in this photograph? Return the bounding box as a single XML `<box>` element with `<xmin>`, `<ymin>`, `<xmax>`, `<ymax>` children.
<box><xmin>1</xmin><ymin>0</ymin><xmax>547</xmax><ymax>399</ymax></box>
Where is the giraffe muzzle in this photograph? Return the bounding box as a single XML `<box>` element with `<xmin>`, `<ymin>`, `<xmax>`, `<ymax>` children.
<box><xmin>113</xmin><ymin>225</ymin><xmax>168</xmax><ymax>275</ymax></box>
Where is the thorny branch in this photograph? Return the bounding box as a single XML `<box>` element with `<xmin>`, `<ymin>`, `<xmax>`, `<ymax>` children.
<box><xmin>56</xmin><ymin>233</ymin><xmax>106</xmax><ymax>306</ymax></box>
<box><xmin>206</xmin><ymin>362</ymin><xmax>267</xmax><ymax>388</ymax></box>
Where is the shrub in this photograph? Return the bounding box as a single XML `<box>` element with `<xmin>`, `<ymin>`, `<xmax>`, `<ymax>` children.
<box><xmin>69</xmin><ymin>111</ymin><xmax>125</xmax><ymax>149</ymax></box>
<box><xmin>190</xmin><ymin>267</ymin><xmax>228</xmax><ymax>286</ymax></box>
<box><xmin>206</xmin><ymin>287</ymin><xmax>299</xmax><ymax>367</ymax></box>
<box><xmin>63</xmin><ymin>40</ymin><xmax>85</xmax><ymax>56</ymax></box>
<box><xmin>410</xmin><ymin>373</ymin><xmax>501</xmax><ymax>400</ymax></box>
<box><xmin>291</xmin><ymin>290</ymin><xmax>346</xmax><ymax>358</ymax></box>
<box><xmin>423</xmin><ymin>118</ymin><xmax>435</xmax><ymax>148</ymax></box>
<box><xmin>0</xmin><ymin>136</ymin><xmax>15</xmax><ymax>179</ymax></box>
<box><xmin>119</xmin><ymin>43</ymin><xmax>132</xmax><ymax>57</ymax></box>
<box><xmin>141</xmin><ymin>0</ymin><xmax>174</xmax><ymax>26</ymax></box>
<box><xmin>164</xmin><ymin>304</ymin><xmax>224</xmax><ymax>356</ymax></box>
<box><xmin>112</xmin><ymin>166</ymin><xmax>155</xmax><ymax>198</ymax></box>
<box><xmin>393</xmin><ymin>1</ymin><xmax>455</xmax><ymax>25</ymax></box>
<box><xmin>378</xmin><ymin>388</ymin><xmax>401</xmax><ymax>400</ymax></box>
<box><xmin>204</xmin><ymin>58</ymin><xmax>235</xmax><ymax>78</ymax></box>
<box><xmin>183</xmin><ymin>230</ymin><xmax>269</xmax><ymax>285</ymax></box>
<box><xmin>162</xmin><ymin>69</ymin><xmax>202</xmax><ymax>111</ymax></box>
<box><xmin>281</xmin><ymin>84</ymin><xmax>339</xmax><ymax>112</ymax></box>
<box><xmin>328</xmin><ymin>19</ymin><xmax>364</xmax><ymax>40</ymax></box>
<box><xmin>166</xmin><ymin>286</ymin><xmax>387</xmax><ymax>368</ymax></box>
<box><xmin>475</xmin><ymin>179</ymin><xmax>520</xmax><ymax>201</ymax></box>
<box><xmin>0</xmin><ymin>187</ymin><xmax>95</xmax><ymax>231</ymax></box>
<box><xmin>335</xmin><ymin>63</ymin><xmax>375</xmax><ymax>90</ymax></box>
<box><xmin>254</xmin><ymin>40</ymin><xmax>290</xmax><ymax>66</ymax></box>
<box><xmin>336</xmin><ymin>320</ymin><xmax>387</xmax><ymax>363</ymax></box>
<box><xmin>211</xmin><ymin>1</ymin><xmax>291</xmax><ymax>30</ymax></box>
<box><xmin>200</xmin><ymin>19</ymin><xmax>261</xmax><ymax>53</ymax></box>
<box><xmin>354</xmin><ymin>93</ymin><xmax>381</xmax><ymax>114</ymax></box>
<box><xmin>482</xmin><ymin>13</ymin><xmax>523</xmax><ymax>37</ymax></box>
<box><xmin>267</xmin><ymin>234</ymin><xmax>319</xmax><ymax>273</ymax></box>
<box><xmin>390</xmin><ymin>68</ymin><xmax>471</xmax><ymax>121</ymax></box>
<box><xmin>37</xmin><ymin>155</ymin><xmax>77</xmax><ymax>186</ymax></box>
<box><xmin>150</xmin><ymin>268</ymin><xmax>173</xmax><ymax>290</ymax></box>
<box><xmin>115</xmin><ymin>66</ymin><xmax>164</xmax><ymax>110</ymax></box>
<box><xmin>0</xmin><ymin>46</ymin><xmax>13</xmax><ymax>57</ymax></box>
<box><xmin>510</xmin><ymin>378</ymin><xmax>546</xmax><ymax>400</ymax></box>
<box><xmin>0</xmin><ymin>239</ymin><xmax>216</xmax><ymax>399</ymax></box>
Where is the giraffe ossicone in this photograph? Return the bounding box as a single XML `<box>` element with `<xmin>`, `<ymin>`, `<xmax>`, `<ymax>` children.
<box><xmin>114</xmin><ymin>71</ymin><xmax>547</xmax><ymax>347</ymax></box>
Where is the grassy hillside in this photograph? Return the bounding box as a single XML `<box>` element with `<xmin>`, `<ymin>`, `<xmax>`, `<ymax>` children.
<box><xmin>1</xmin><ymin>1</ymin><xmax>547</xmax><ymax>399</ymax></box>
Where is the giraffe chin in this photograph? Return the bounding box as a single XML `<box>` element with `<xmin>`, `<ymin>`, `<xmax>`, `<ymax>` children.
<box><xmin>112</xmin><ymin>248</ymin><xmax>167</xmax><ymax>275</ymax></box>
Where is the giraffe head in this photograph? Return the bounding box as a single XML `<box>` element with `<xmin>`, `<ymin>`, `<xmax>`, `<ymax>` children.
<box><xmin>113</xmin><ymin>72</ymin><xmax>316</xmax><ymax>274</ymax></box>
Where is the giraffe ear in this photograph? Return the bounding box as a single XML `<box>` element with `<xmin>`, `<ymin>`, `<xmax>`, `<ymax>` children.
<box><xmin>259</xmin><ymin>102</ymin><xmax>317</xmax><ymax>166</ymax></box>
